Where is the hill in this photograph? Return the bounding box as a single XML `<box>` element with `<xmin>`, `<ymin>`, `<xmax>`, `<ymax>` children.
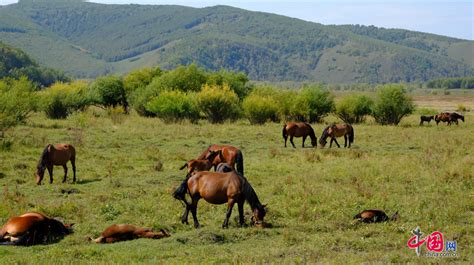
<box><xmin>0</xmin><ymin>0</ymin><xmax>473</xmax><ymax>82</ymax></box>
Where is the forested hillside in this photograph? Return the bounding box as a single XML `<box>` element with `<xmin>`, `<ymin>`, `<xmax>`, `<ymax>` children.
<box><xmin>0</xmin><ymin>0</ymin><xmax>472</xmax><ymax>82</ymax></box>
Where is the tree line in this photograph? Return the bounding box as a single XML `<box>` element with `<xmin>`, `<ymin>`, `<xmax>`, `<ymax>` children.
<box><xmin>426</xmin><ymin>77</ymin><xmax>474</xmax><ymax>89</ymax></box>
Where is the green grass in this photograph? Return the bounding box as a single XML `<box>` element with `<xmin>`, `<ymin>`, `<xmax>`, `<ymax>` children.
<box><xmin>0</xmin><ymin>110</ymin><xmax>472</xmax><ymax>263</ymax></box>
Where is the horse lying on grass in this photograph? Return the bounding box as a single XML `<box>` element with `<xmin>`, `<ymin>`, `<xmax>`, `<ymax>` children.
<box><xmin>90</xmin><ymin>224</ymin><xmax>170</xmax><ymax>243</ymax></box>
<box><xmin>354</xmin><ymin>210</ymin><xmax>398</xmax><ymax>223</ymax></box>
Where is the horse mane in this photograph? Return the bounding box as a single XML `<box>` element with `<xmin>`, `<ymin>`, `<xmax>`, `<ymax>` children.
<box><xmin>321</xmin><ymin>126</ymin><xmax>330</xmax><ymax>139</ymax></box>
<box><xmin>242</xmin><ymin>177</ymin><xmax>264</xmax><ymax>211</ymax></box>
<box><xmin>37</xmin><ymin>144</ymin><xmax>51</xmax><ymax>169</ymax></box>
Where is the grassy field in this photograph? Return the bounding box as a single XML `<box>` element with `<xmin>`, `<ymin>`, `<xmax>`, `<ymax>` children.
<box><xmin>0</xmin><ymin>97</ymin><xmax>473</xmax><ymax>263</ymax></box>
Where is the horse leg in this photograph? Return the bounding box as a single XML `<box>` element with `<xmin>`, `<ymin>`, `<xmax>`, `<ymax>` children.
<box><xmin>344</xmin><ymin>135</ymin><xmax>347</xmax><ymax>148</ymax></box>
<box><xmin>47</xmin><ymin>166</ymin><xmax>54</xmax><ymax>184</ymax></box>
<box><xmin>284</xmin><ymin>135</ymin><xmax>287</xmax><ymax>148</ymax></box>
<box><xmin>71</xmin><ymin>158</ymin><xmax>76</xmax><ymax>183</ymax></box>
<box><xmin>62</xmin><ymin>165</ymin><xmax>68</xmax><ymax>183</ymax></box>
<box><xmin>302</xmin><ymin>136</ymin><xmax>306</xmax><ymax>148</ymax></box>
<box><xmin>290</xmin><ymin>136</ymin><xmax>296</xmax><ymax>148</ymax></box>
<box><xmin>238</xmin><ymin>200</ymin><xmax>245</xmax><ymax>227</ymax></box>
<box><xmin>222</xmin><ymin>199</ymin><xmax>236</xmax><ymax>228</ymax></box>
<box><xmin>190</xmin><ymin>198</ymin><xmax>200</xmax><ymax>228</ymax></box>
<box><xmin>181</xmin><ymin>203</ymin><xmax>190</xmax><ymax>225</ymax></box>
<box><xmin>333</xmin><ymin>138</ymin><xmax>341</xmax><ymax>148</ymax></box>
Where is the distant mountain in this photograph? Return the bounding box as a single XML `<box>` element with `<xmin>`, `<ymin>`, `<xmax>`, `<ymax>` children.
<box><xmin>0</xmin><ymin>0</ymin><xmax>473</xmax><ymax>82</ymax></box>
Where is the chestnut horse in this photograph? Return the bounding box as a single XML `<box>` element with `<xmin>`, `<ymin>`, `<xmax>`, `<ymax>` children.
<box><xmin>282</xmin><ymin>122</ymin><xmax>317</xmax><ymax>148</ymax></box>
<box><xmin>36</xmin><ymin>144</ymin><xmax>76</xmax><ymax>185</ymax></box>
<box><xmin>0</xmin><ymin>212</ymin><xmax>73</xmax><ymax>245</ymax></box>
<box><xmin>173</xmin><ymin>171</ymin><xmax>266</xmax><ymax>228</ymax></box>
<box><xmin>90</xmin><ymin>224</ymin><xmax>170</xmax><ymax>243</ymax></box>
<box><xmin>197</xmin><ymin>145</ymin><xmax>244</xmax><ymax>176</ymax></box>
<box><xmin>179</xmin><ymin>150</ymin><xmax>221</xmax><ymax>177</ymax></box>
<box><xmin>319</xmin><ymin>124</ymin><xmax>354</xmax><ymax>148</ymax></box>
<box><xmin>435</xmin><ymin>112</ymin><xmax>451</xmax><ymax>125</ymax></box>
<box><xmin>354</xmin><ymin>210</ymin><xmax>398</xmax><ymax>223</ymax></box>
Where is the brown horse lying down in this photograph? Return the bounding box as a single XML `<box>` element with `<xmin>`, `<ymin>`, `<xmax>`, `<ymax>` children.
<box><xmin>0</xmin><ymin>212</ymin><xmax>73</xmax><ymax>246</ymax></box>
<box><xmin>197</xmin><ymin>144</ymin><xmax>244</xmax><ymax>176</ymax></box>
<box><xmin>173</xmin><ymin>171</ymin><xmax>266</xmax><ymax>228</ymax></box>
<box><xmin>36</xmin><ymin>143</ymin><xmax>76</xmax><ymax>185</ymax></box>
<box><xmin>90</xmin><ymin>224</ymin><xmax>170</xmax><ymax>243</ymax></box>
<box><xmin>179</xmin><ymin>150</ymin><xmax>221</xmax><ymax>176</ymax></box>
<box><xmin>282</xmin><ymin>122</ymin><xmax>317</xmax><ymax>148</ymax></box>
<box><xmin>319</xmin><ymin>123</ymin><xmax>354</xmax><ymax>148</ymax></box>
<box><xmin>354</xmin><ymin>210</ymin><xmax>398</xmax><ymax>223</ymax></box>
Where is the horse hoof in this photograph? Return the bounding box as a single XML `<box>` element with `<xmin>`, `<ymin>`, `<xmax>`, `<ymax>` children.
<box><xmin>194</xmin><ymin>224</ymin><xmax>200</xmax><ymax>229</ymax></box>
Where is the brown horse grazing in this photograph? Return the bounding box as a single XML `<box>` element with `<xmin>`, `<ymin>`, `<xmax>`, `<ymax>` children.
<box><xmin>36</xmin><ymin>144</ymin><xmax>76</xmax><ymax>185</ymax></box>
<box><xmin>449</xmin><ymin>112</ymin><xmax>464</xmax><ymax>125</ymax></box>
<box><xmin>0</xmin><ymin>212</ymin><xmax>73</xmax><ymax>246</ymax></box>
<box><xmin>282</xmin><ymin>122</ymin><xmax>317</xmax><ymax>148</ymax></box>
<box><xmin>90</xmin><ymin>224</ymin><xmax>170</xmax><ymax>243</ymax></box>
<box><xmin>173</xmin><ymin>171</ymin><xmax>266</xmax><ymax>228</ymax></box>
<box><xmin>435</xmin><ymin>112</ymin><xmax>451</xmax><ymax>125</ymax></box>
<box><xmin>197</xmin><ymin>145</ymin><xmax>244</xmax><ymax>176</ymax></box>
<box><xmin>179</xmin><ymin>150</ymin><xmax>221</xmax><ymax>176</ymax></box>
<box><xmin>319</xmin><ymin>124</ymin><xmax>354</xmax><ymax>148</ymax></box>
<box><xmin>419</xmin><ymin>115</ymin><xmax>434</xmax><ymax>125</ymax></box>
<box><xmin>354</xmin><ymin>210</ymin><xmax>398</xmax><ymax>223</ymax></box>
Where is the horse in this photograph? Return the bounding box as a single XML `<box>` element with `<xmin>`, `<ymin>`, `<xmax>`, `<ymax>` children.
<box><xmin>435</xmin><ymin>112</ymin><xmax>451</xmax><ymax>125</ymax></box>
<box><xmin>196</xmin><ymin>145</ymin><xmax>244</xmax><ymax>176</ymax></box>
<box><xmin>216</xmin><ymin>163</ymin><xmax>234</xmax><ymax>173</ymax></box>
<box><xmin>173</xmin><ymin>171</ymin><xmax>266</xmax><ymax>228</ymax></box>
<box><xmin>319</xmin><ymin>124</ymin><xmax>354</xmax><ymax>148</ymax></box>
<box><xmin>179</xmin><ymin>150</ymin><xmax>221</xmax><ymax>177</ymax></box>
<box><xmin>282</xmin><ymin>122</ymin><xmax>317</xmax><ymax>148</ymax></box>
<box><xmin>90</xmin><ymin>224</ymin><xmax>170</xmax><ymax>243</ymax></box>
<box><xmin>419</xmin><ymin>115</ymin><xmax>434</xmax><ymax>125</ymax></box>
<box><xmin>354</xmin><ymin>210</ymin><xmax>398</xmax><ymax>223</ymax></box>
<box><xmin>0</xmin><ymin>212</ymin><xmax>73</xmax><ymax>246</ymax></box>
<box><xmin>449</xmin><ymin>112</ymin><xmax>464</xmax><ymax>125</ymax></box>
<box><xmin>36</xmin><ymin>144</ymin><xmax>76</xmax><ymax>185</ymax></box>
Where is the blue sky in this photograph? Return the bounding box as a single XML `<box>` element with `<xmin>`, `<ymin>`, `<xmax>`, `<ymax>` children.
<box><xmin>1</xmin><ymin>0</ymin><xmax>472</xmax><ymax>40</ymax></box>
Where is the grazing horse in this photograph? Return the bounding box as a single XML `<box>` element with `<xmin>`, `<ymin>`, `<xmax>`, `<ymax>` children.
<box><xmin>419</xmin><ymin>115</ymin><xmax>434</xmax><ymax>125</ymax></box>
<box><xmin>180</xmin><ymin>150</ymin><xmax>221</xmax><ymax>176</ymax></box>
<box><xmin>197</xmin><ymin>145</ymin><xmax>244</xmax><ymax>176</ymax></box>
<box><xmin>36</xmin><ymin>144</ymin><xmax>76</xmax><ymax>185</ymax></box>
<box><xmin>435</xmin><ymin>112</ymin><xmax>451</xmax><ymax>126</ymax></box>
<box><xmin>0</xmin><ymin>212</ymin><xmax>73</xmax><ymax>246</ymax></box>
<box><xmin>354</xmin><ymin>210</ymin><xmax>398</xmax><ymax>223</ymax></box>
<box><xmin>319</xmin><ymin>124</ymin><xmax>354</xmax><ymax>148</ymax></box>
<box><xmin>282</xmin><ymin>122</ymin><xmax>317</xmax><ymax>148</ymax></box>
<box><xmin>449</xmin><ymin>112</ymin><xmax>464</xmax><ymax>125</ymax></box>
<box><xmin>173</xmin><ymin>171</ymin><xmax>266</xmax><ymax>228</ymax></box>
<box><xmin>90</xmin><ymin>224</ymin><xmax>170</xmax><ymax>243</ymax></box>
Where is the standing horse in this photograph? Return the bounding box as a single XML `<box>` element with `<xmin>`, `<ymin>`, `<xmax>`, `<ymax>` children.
<box><xmin>90</xmin><ymin>224</ymin><xmax>170</xmax><ymax>243</ymax></box>
<box><xmin>449</xmin><ymin>112</ymin><xmax>464</xmax><ymax>125</ymax></box>
<box><xmin>282</xmin><ymin>122</ymin><xmax>317</xmax><ymax>148</ymax></box>
<box><xmin>179</xmin><ymin>150</ymin><xmax>221</xmax><ymax>176</ymax></box>
<box><xmin>435</xmin><ymin>112</ymin><xmax>451</xmax><ymax>125</ymax></box>
<box><xmin>419</xmin><ymin>115</ymin><xmax>434</xmax><ymax>125</ymax></box>
<box><xmin>319</xmin><ymin>124</ymin><xmax>354</xmax><ymax>148</ymax></box>
<box><xmin>197</xmin><ymin>145</ymin><xmax>244</xmax><ymax>176</ymax></box>
<box><xmin>173</xmin><ymin>171</ymin><xmax>266</xmax><ymax>228</ymax></box>
<box><xmin>0</xmin><ymin>212</ymin><xmax>73</xmax><ymax>246</ymax></box>
<box><xmin>36</xmin><ymin>144</ymin><xmax>76</xmax><ymax>185</ymax></box>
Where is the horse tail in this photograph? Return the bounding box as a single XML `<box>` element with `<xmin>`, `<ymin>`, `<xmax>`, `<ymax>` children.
<box><xmin>236</xmin><ymin>149</ymin><xmax>244</xmax><ymax>177</ymax></box>
<box><xmin>348</xmin><ymin>125</ymin><xmax>354</xmax><ymax>144</ymax></box>
<box><xmin>38</xmin><ymin>144</ymin><xmax>51</xmax><ymax>167</ymax></box>
<box><xmin>353</xmin><ymin>212</ymin><xmax>362</xmax><ymax>219</ymax></box>
<box><xmin>282</xmin><ymin>124</ymin><xmax>287</xmax><ymax>139</ymax></box>
<box><xmin>173</xmin><ymin>179</ymin><xmax>188</xmax><ymax>201</ymax></box>
<box><xmin>179</xmin><ymin>163</ymin><xmax>187</xmax><ymax>170</ymax></box>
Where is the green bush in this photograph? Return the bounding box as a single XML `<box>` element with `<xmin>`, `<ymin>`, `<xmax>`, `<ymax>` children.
<box><xmin>197</xmin><ymin>84</ymin><xmax>241</xmax><ymax>123</ymax></box>
<box><xmin>207</xmin><ymin>70</ymin><xmax>251</xmax><ymax>99</ymax></box>
<box><xmin>146</xmin><ymin>90</ymin><xmax>199</xmax><ymax>123</ymax></box>
<box><xmin>243</xmin><ymin>93</ymin><xmax>279</xmax><ymax>124</ymax></box>
<box><xmin>372</xmin><ymin>84</ymin><xmax>415</xmax><ymax>125</ymax></box>
<box><xmin>123</xmin><ymin>67</ymin><xmax>162</xmax><ymax>97</ymax></box>
<box><xmin>335</xmin><ymin>94</ymin><xmax>374</xmax><ymax>123</ymax></box>
<box><xmin>291</xmin><ymin>86</ymin><xmax>335</xmax><ymax>122</ymax></box>
<box><xmin>89</xmin><ymin>76</ymin><xmax>128</xmax><ymax>112</ymax></box>
<box><xmin>41</xmin><ymin>81</ymin><xmax>90</xmax><ymax>119</ymax></box>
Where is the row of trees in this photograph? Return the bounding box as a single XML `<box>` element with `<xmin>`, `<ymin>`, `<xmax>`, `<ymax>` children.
<box><xmin>1</xmin><ymin>65</ymin><xmax>415</xmax><ymax>138</ymax></box>
<box><xmin>426</xmin><ymin>77</ymin><xmax>474</xmax><ymax>89</ymax></box>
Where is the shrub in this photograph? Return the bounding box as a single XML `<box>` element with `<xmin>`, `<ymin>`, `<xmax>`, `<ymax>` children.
<box><xmin>123</xmin><ymin>67</ymin><xmax>162</xmax><ymax>98</ymax></box>
<box><xmin>243</xmin><ymin>93</ymin><xmax>279</xmax><ymax>124</ymax></box>
<box><xmin>456</xmin><ymin>104</ymin><xmax>469</xmax><ymax>112</ymax></box>
<box><xmin>41</xmin><ymin>81</ymin><xmax>90</xmax><ymax>119</ymax></box>
<box><xmin>335</xmin><ymin>94</ymin><xmax>374</xmax><ymax>123</ymax></box>
<box><xmin>89</xmin><ymin>76</ymin><xmax>128</xmax><ymax>112</ymax></box>
<box><xmin>146</xmin><ymin>90</ymin><xmax>199</xmax><ymax>122</ymax></box>
<box><xmin>207</xmin><ymin>70</ymin><xmax>251</xmax><ymax>99</ymax></box>
<box><xmin>291</xmin><ymin>86</ymin><xmax>335</xmax><ymax>122</ymax></box>
<box><xmin>197</xmin><ymin>84</ymin><xmax>241</xmax><ymax>123</ymax></box>
<box><xmin>372</xmin><ymin>84</ymin><xmax>415</xmax><ymax>125</ymax></box>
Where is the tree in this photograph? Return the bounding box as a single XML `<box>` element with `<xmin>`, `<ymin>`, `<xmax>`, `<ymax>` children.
<box><xmin>243</xmin><ymin>93</ymin><xmax>279</xmax><ymax>124</ymax></box>
<box><xmin>372</xmin><ymin>84</ymin><xmax>415</xmax><ymax>125</ymax></box>
<box><xmin>146</xmin><ymin>90</ymin><xmax>199</xmax><ymax>123</ymax></box>
<box><xmin>291</xmin><ymin>86</ymin><xmax>335</xmax><ymax>123</ymax></box>
<box><xmin>335</xmin><ymin>94</ymin><xmax>374</xmax><ymax>123</ymax></box>
<box><xmin>197</xmin><ymin>84</ymin><xmax>241</xmax><ymax>123</ymax></box>
<box><xmin>40</xmin><ymin>81</ymin><xmax>91</xmax><ymax>119</ymax></box>
<box><xmin>89</xmin><ymin>76</ymin><xmax>128</xmax><ymax>112</ymax></box>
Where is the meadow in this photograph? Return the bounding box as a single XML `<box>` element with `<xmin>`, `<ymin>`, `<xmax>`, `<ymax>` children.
<box><xmin>0</xmin><ymin>95</ymin><xmax>472</xmax><ymax>264</ymax></box>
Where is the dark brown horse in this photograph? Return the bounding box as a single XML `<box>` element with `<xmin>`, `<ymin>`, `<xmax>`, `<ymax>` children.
<box><xmin>319</xmin><ymin>124</ymin><xmax>354</xmax><ymax>148</ymax></box>
<box><xmin>435</xmin><ymin>112</ymin><xmax>451</xmax><ymax>125</ymax></box>
<box><xmin>180</xmin><ymin>150</ymin><xmax>221</xmax><ymax>176</ymax></box>
<box><xmin>419</xmin><ymin>115</ymin><xmax>434</xmax><ymax>125</ymax></box>
<box><xmin>36</xmin><ymin>144</ymin><xmax>76</xmax><ymax>185</ymax></box>
<box><xmin>173</xmin><ymin>171</ymin><xmax>266</xmax><ymax>228</ymax></box>
<box><xmin>0</xmin><ymin>212</ymin><xmax>73</xmax><ymax>246</ymax></box>
<box><xmin>90</xmin><ymin>224</ymin><xmax>170</xmax><ymax>243</ymax></box>
<box><xmin>282</xmin><ymin>122</ymin><xmax>317</xmax><ymax>148</ymax></box>
<box><xmin>449</xmin><ymin>112</ymin><xmax>464</xmax><ymax>125</ymax></box>
<box><xmin>197</xmin><ymin>145</ymin><xmax>244</xmax><ymax>176</ymax></box>
<box><xmin>354</xmin><ymin>210</ymin><xmax>398</xmax><ymax>223</ymax></box>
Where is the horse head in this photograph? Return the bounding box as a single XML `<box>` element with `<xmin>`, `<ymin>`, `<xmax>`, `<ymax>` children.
<box><xmin>35</xmin><ymin>165</ymin><xmax>46</xmax><ymax>185</ymax></box>
<box><xmin>251</xmin><ymin>204</ymin><xmax>267</xmax><ymax>228</ymax></box>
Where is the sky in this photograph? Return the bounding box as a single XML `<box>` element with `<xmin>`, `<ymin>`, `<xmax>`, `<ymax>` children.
<box><xmin>1</xmin><ymin>0</ymin><xmax>472</xmax><ymax>40</ymax></box>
